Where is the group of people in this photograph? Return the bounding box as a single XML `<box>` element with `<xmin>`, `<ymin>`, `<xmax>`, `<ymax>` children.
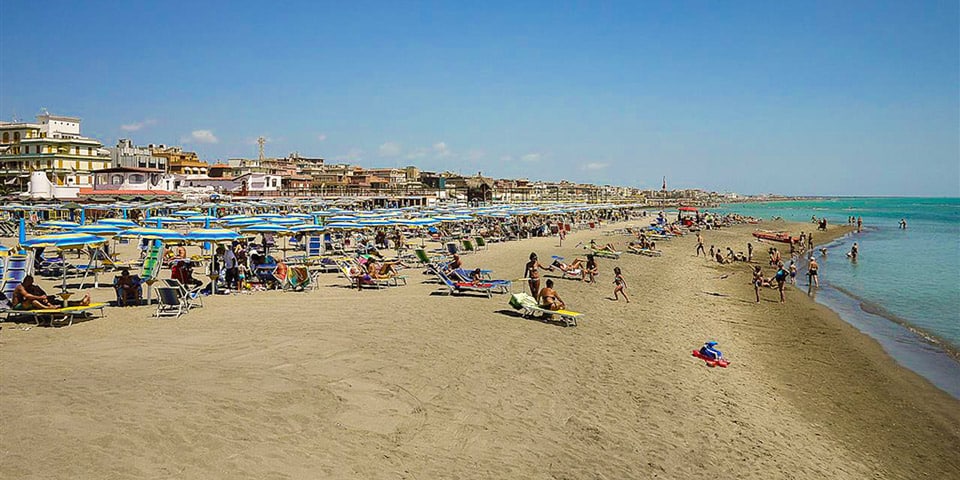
<box><xmin>524</xmin><ymin>251</ymin><xmax>629</xmax><ymax>310</ymax></box>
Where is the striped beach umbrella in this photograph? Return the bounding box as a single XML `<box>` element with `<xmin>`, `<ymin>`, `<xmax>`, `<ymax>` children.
<box><xmin>22</xmin><ymin>232</ymin><xmax>109</xmax><ymax>249</ymax></box>
<box><xmin>185</xmin><ymin>228</ymin><xmax>240</xmax><ymax>243</ymax></box>
<box><xmin>288</xmin><ymin>224</ymin><xmax>325</xmax><ymax>233</ymax></box>
<box><xmin>120</xmin><ymin>227</ymin><xmax>186</xmax><ymax>242</ymax></box>
<box><xmin>37</xmin><ymin>220</ymin><xmax>81</xmax><ymax>230</ymax></box>
<box><xmin>324</xmin><ymin>221</ymin><xmax>365</xmax><ymax>230</ymax></box>
<box><xmin>97</xmin><ymin>219</ymin><xmax>139</xmax><ymax>229</ymax></box>
<box><xmin>240</xmin><ymin>223</ymin><xmax>291</xmax><ymax>234</ymax></box>
<box><xmin>71</xmin><ymin>224</ymin><xmax>124</xmax><ymax>236</ymax></box>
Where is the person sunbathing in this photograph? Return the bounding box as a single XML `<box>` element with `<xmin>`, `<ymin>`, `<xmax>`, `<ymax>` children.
<box><xmin>12</xmin><ymin>276</ymin><xmax>61</xmax><ymax>310</ymax></box>
<box><xmin>589</xmin><ymin>240</ymin><xmax>617</xmax><ymax>252</ymax></box>
<box><xmin>116</xmin><ymin>268</ymin><xmax>141</xmax><ymax>306</ymax></box>
<box><xmin>538</xmin><ymin>279</ymin><xmax>566</xmax><ymax>311</ymax></box>
<box><xmin>551</xmin><ymin>258</ymin><xmax>584</xmax><ymax>273</ymax></box>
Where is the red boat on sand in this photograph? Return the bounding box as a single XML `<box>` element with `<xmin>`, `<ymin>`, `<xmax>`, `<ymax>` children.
<box><xmin>752</xmin><ymin>230</ymin><xmax>798</xmax><ymax>244</ymax></box>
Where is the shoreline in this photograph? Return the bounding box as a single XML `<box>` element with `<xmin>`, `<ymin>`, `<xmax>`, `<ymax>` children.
<box><xmin>1</xmin><ymin>218</ymin><xmax>958</xmax><ymax>478</ymax></box>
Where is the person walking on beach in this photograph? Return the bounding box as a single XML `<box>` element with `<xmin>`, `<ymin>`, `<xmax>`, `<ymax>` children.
<box><xmin>695</xmin><ymin>233</ymin><xmax>705</xmax><ymax>257</ymax></box>
<box><xmin>857</xmin><ymin>216</ymin><xmax>863</xmax><ymax>233</ymax></box>
<box><xmin>788</xmin><ymin>260</ymin><xmax>798</xmax><ymax>285</ymax></box>
<box><xmin>807</xmin><ymin>257</ymin><xmax>820</xmax><ymax>287</ymax></box>
<box><xmin>753</xmin><ymin>265</ymin><xmax>764</xmax><ymax>303</ymax></box>
<box><xmin>524</xmin><ymin>252</ymin><xmax>550</xmax><ymax>296</ymax></box>
<box><xmin>611</xmin><ymin>266</ymin><xmax>629</xmax><ymax>303</ymax></box>
<box><xmin>771</xmin><ymin>262</ymin><xmax>788</xmax><ymax>303</ymax></box>
<box><xmin>807</xmin><ymin>232</ymin><xmax>813</xmax><ymax>251</ymax></box>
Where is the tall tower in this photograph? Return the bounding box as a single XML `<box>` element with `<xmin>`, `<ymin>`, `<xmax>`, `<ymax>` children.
<box><xmin>257</xmin><ymin>136</ymin><xmax>266</xmax><ymax>162</ymax></box>
<box><xmin>661</xmin><ymin>176</ymin><xmax>667</xmax><ymax>191</ymax></box>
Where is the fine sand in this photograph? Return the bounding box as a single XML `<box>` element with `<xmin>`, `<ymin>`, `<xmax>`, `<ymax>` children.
<box><xmin>1</xmin><ymin>219</ymin><xmax>958</xmax><ymax>479</ymax></box>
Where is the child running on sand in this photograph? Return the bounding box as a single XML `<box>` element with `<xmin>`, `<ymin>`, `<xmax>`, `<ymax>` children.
<box><xmin>789</xmin><ymin>260</ymin><xmax>797</xmax><ymax>284</ymax></box>
<box><xmin>612</xmin><ymin>266</ymin><xmax>629</xmax><ymax>302</ymax></box>
<box><xmin>753</xmin><ymin>265</ymin><xmax>764</xmax><ymax>303</ymax></box>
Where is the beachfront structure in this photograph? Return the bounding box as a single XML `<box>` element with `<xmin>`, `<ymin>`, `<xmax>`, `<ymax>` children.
<box><xmin>91</xmin><ymin>167</ymin><xmax>175</xmax><ymax>192</ymax></box>
<box><xmin>176</xmin><ymin>172</ymin><xmax>282</xmax><ymax>196</ymax></box>
<box><xmin>152</xmin><ymin>145</ymin><xmax>207</xmax><ymax>175</ymax></box>
<box><xmin>108</xmin><ymin>139</ymin><xmax>167</xmax><ymax>170</ymax></box>
<box><xmin>0</xmin><ymin>112</ymin><xmax>111</xmax><ymax>196</ymax></box>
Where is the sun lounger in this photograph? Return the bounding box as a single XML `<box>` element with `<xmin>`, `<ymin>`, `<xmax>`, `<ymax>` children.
<box><xmin>284</xmin><ymin>265</ymin><xmax>311</xmax><ymax>291</ymax></box>
<box><xmin>429</xmin><ymin>265</ymin><xmax>501</xmax><ymax>298</ymax></box>
<box><xmin>508</xmin><ymin>292</ymin><xmax>582</xmax><ymax>327</ymax></box>
<box><xmin>589</xmin><ymin>248</ymin><xmax>622</xmax><ymax>259</ymax></box>
<box><xmin>627</xmin><ymin>247</ymin><xmax>662</xmax><ymax>257</ymax></box>
<box><xmin>460</xmin><ymin>239</ymin><xmax>476</xmax><ymax>254</ymax></box>
<box><xmin>9</xmin><ymin>302</ymin><xmax>107</xmax><ymax>327</ymax></box>
<box><xmin>474</xmin><ymin>237</ymin><xmax>488</xmax><ymax>250</ymax></box>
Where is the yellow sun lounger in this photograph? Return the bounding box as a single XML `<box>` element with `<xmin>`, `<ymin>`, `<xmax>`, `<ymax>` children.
<box><xmin>508</xmin><ymin>293</ymin><xmax>583</xmax><ymax>327</ymax></box>
<box><xmin>17</xmin><ymin>302</ymin><xmax>107</xmax><ymax>327</ymax></box>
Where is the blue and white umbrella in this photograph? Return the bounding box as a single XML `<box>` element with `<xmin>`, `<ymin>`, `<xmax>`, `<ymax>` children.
<box><xmin>240</xmin><ymin>223</ymin><xmax>291</xmax><ymax>234</ymax></box>
<box><xmin>96</xmin><ymin>219</ymin><xmax>139</xmax><ymax>229</ymax></box>
<box><xmin>71</xmin><ymin>225</ymin><xmax>124</xmax><ymax>236</ymax></box>
<box><xmin>120</xmin><ymin>227</ymin><xmax>186</xmax><ymax>242</ymax></box>
<box><xmin>37</xmin><ymin>220</ymin><xmax>81</xmax><ymax>230</ymax></box>
<box><xmin>185</xmin><ymin>228</ymin><xmax>240</xmax><ymax>243</ymax></box>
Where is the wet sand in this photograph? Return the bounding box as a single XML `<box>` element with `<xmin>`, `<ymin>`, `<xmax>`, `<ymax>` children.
<box><xmin>1</xmin><ymin>219</ymin><xmax>957</xmax><ymax>479</ymax></box>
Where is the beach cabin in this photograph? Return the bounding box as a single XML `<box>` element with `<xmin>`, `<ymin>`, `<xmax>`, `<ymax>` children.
<box><xmin>92</xmin><ymin>167</ymin><xmax>172</xmax><ymax>192</ymax></box>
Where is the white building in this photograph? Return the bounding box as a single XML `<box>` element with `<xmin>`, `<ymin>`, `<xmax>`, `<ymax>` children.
<box><xmin>0</xmin><ymin>111</ymin><xmax>110</xmax><ymax>196</ymax></box>
<box><xmin>108</xmin><ymin>139</ymin><xmax>167</xmax><ymax>170</ymax></box>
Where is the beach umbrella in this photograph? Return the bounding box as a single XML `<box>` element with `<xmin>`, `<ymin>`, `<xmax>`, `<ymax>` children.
<box><xmin>239</xmin><ymin>223</ymin><xmax>291</xmax><ymax>234</ymax></box>
<box><xmin>71</xmin><ymin>225</ymin><xmax>124</xmax><ymax>236</ymax></box>
<box><xmin>358</xmin><ymin>218</ymin><xmax>393</xmax><ymax>227</ymax></box>
<box><xmin>119</xmin><ymin>227</ymin><xmax>186</xmax><ymax>242</ymax></box>
<box><xmin>96</xmin><ymin>218</ymin><xmax>139</xmax><ymax>229</ymax></box>
<box><xmin>324</xmin><ymin>221</ymin><xmax>365</xmax><ymax>230</ymax></box>
<box><xmin>22</xmin><ymin>233</ymin><xmax>110</xmax><ymax>292</ymax></box>
<box><xmin>264</xmin><ymin>217</ymin><xmax>302</xmax><ymax>225</ymax></box>
<box><xmin>37</xmin><ymin>220</ymin><xmax>81</xmax><ymax>230</ymax></box>
<box><xmin>184</xmin><ymin>215</ymin><xmax>217</xmax><ymax>223</ymax></box>
<box><xmin>185</xmin><ymin>228</ymin><xmax>240</xmax><ymax>243</ymax></box>
<box><xmin>172</xmin><ymin>210</ymin><xmax>202</xmax><ymax>217</ymax></box>
<box><xmin>328</xmin><ymin>215</ymin><xmax>359</xmax><ymax>223</ymax></box>
<box><xmin>223</xmin><ymin>217</ymin><xmax>261</xmax><ymax>228</ymax></box>
<box><xmin>288</xmin><ymin>224</ymin><xmax>325</xmax><ymax>233</ymax></box>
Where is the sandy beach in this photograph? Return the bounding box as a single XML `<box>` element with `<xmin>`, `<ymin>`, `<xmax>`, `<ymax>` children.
<box><xmin>1</xmin><ymin>220</ymin><xmax>958</xmax><ymax>479</ymax></box>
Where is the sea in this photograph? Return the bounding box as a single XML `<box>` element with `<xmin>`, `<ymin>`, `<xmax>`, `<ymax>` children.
<box><xmin>717</xmin><ymin>198</ymin><xmax>960</xmax><ymax>398</ymax></box>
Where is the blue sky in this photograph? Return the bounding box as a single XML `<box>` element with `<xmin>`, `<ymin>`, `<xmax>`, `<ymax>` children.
<box><xmin>1</xmin><ymin>1</ymin><xmax>957</xmax><ymax>196</ymax></box>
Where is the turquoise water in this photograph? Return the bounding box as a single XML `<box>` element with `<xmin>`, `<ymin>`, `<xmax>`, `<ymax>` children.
<box><xmin>718</xmin><ymin>198</ymin><xmax>960</xmax><ymax>396</ymax></box>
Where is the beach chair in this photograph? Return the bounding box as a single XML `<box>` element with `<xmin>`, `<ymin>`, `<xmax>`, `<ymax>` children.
<box><xmin>305</xmin><ymin>235</ymin><xmax>324</xmax><ymax>258</ymax></box>
<box><xmin>113</xmin><ymin>274</ymin><xmax>143</xmax><ymax>306</ymax></box>
<box><xmin>445</xmin><ymin>242</ymin><xmax>460</xmax><ymax>256</ymax></box>
<box><xmin>18</xmin><ymin>302</ymin><xmax>107</xmax><ymax>327</ymax></box>
<box><xmin>414</xmin><ymin>248</ymin><xmax>445</xmax><ymax>267</ymax></box>
<box><xmin>474</xmin><ymin>237</ymin><xmax>488</xmax><ymax>251</ymax></box>
<box><xmin>460</xmin><ymin>239</ymin><xmax>476</xmax><ymax>254</ymax></box>
<box><xmin>154</xmin><ymin>286</ymin><xmax>186</xmax><ymax>318</ymax></box>
<box><xmin>336</xmin><ymin>259</ymin><xmax>387</xmax><ymax>289</ymax></box>
<box><xmin>164</xmin><ymin>278</ymin><xmax>203</xmax><ymax>309</ymax></box>
<box><xmin>428</xmin><ymin>264</ymin><xmax>497</xmax><ymax>298</ymax></box>
<box><xmin>627</xmin><ymin>247</ymin><xmax>662</xmax><ymax>257</ymax></box>
<box><xmin>508</xmin><ymin>292</ymin><xmax>582</xmax><ymax>327</ymax></box>
<box><xmin>451</xmin><ymin>268</ymin><xmax>510</xmax><ymax>292</ymax></box>
<box><xmin>284</xmin><ymin>265</ymin><xmax>311</xmax><ymax>291</ymax></box>
<box><xmin>588</xmin><ymin>247</ymin><xmax>622</xmax><ymax>260</ymax></box>
<box><xmin>1</xmin><ymin>254</ymin><xmax>32</xmax><ymax>302</ymax></box>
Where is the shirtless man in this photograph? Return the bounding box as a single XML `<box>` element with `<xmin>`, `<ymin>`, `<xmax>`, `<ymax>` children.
<box><xmin>538</xmin><ymin>279</ymin><xmax>566</xmax><ymax>311</ymax></box>
<box><xmin>695</xmin><ymin>233</ymin><xmax>705</xmax><ymax>256</ymax></box>
<box><xmin>13</xmin><ymin>276</ymin><xmax>90</xmax><ymax>310</ymax></box>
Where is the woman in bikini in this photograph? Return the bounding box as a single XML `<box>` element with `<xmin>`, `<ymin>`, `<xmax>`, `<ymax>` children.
<box><xmin>583</xmin><ymin>254</ymin><xmax>598</xmax><ymax>283</ymax></box>
<box><xmin>524</xmin><ymin>252</ymin><xmax>550</xmax><ymax>296</ymax></box>
<box><xmin>538</xmin><ymin>279</ymin><xmax>565</xmax><ymax>311</ymax></box>
<box><xmin>612</xmin><ymin>266</ymin><xmax>629</xmax><ymax>303</ymax></box>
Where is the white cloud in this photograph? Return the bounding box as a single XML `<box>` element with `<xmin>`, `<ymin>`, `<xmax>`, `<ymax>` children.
<box><xmin>582</xmin><ymin>162</ymin><xmax>609</xmax><ymax>171</ymax></box>
<box><xmin>405</xmin><ymin>148</ymin><xmax>428</xmax><ymax>160</ymax></box>
<box><xmin>379</xmin><ymin>141</ymin><xmax>402</xmax><ymax>157</ymax></box>
<box><xmin>433</xmin><ymin>141</ymin><xmax>450</xmax><ymax>157</ymax></box>
<box><xmin>316</xmin><ymin>133</ymin><xmax>327</xmax><ymax>142</ymax></box>
<box><xmin>335</xmin><ymin>148</ymin><xmax>364</xmax><ymax>162</ymax></box>
<box><xmin>465</xmin><ymin>149</ymin><xmax>485</xmax><ymax>161</ymax></box>
<box><xmin>120</xmin><ymin>119</ymin><xmax>157</xmax><ymax>132</ymax></box>
<box><xmin>182</xmin><ymin>130</ymin><xmax>219</xmax><ymax>144</ymax></box>
<box><xmin>521</xmin><ymin>153</ymin><xmax>542</xmax><ymax>162</ymax></box>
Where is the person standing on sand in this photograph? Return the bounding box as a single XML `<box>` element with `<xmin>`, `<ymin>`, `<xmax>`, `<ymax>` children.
<box><xmin>771</xmin><ymin>262</ymin><xmax>788</xmax><ymax>303</ymax></box>
<box><xmin>753</xmin><ymin>265</ymin><xmax>764</xmax><ymax>303</ymax></box>
<box><xmin>789</xmin><ymin>260</ymin><xmax>798</xmax><ymax>284</ymax></box>
<box><xmin>807</xmin><ymin>257</ymin><xmax>820</xmax><ymax>287</ymax></box>
<box><xmin>524</xmin><ymin>252</ymin><xmax>551</xmax><ymax>296</ymax></box>
<box><xmin>612</xmin><ymin>266</ymin><xmax>629</xmax><ymax>303</ymax></box>
<box><xmin>747</xmin><ymin>242</ymin><xmax>753</xmax><ymax>262</ymax></box>
<box><xmin>696</xmin><ymin>233</ymin><xmax>705</xmax><ymax>257</ymax></box>
<box><xmin>807</xmin><ymin>232</ymin><xmax>813</xmax><ymax>251</ymax></box>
